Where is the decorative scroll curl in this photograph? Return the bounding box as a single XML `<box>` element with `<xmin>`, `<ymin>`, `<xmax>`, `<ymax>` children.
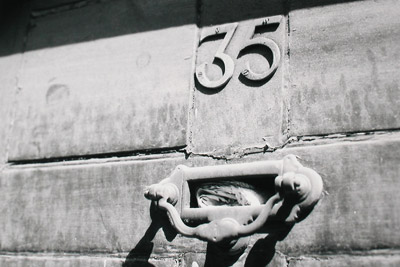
<box><xmin>144</xmin><ymin>155</ymin><xmax>323</xmax><ymax>244</ymax></box>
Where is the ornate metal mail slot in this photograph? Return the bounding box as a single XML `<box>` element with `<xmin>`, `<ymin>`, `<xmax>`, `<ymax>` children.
<box><xmin>144</xmin><ymin>155</ymin><xmax>323</xmax><ymax>244</ymax></box>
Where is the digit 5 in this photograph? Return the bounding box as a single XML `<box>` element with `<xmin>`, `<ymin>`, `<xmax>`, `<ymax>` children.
<box><xmin>195</xmin><ymin>23</ymin><xmax>238</xmax><ymax>89</ymax></box>
<box><xmin>240</xmin><ymin>17</ymin><xmax>281</xmax><ymax>81</ymax></box>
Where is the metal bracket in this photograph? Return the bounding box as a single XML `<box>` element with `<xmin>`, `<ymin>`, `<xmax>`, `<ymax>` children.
<box><xmin>144</xmin><ymin>155</ymin><xmax>323</xmax><ymax>244</ymax></box>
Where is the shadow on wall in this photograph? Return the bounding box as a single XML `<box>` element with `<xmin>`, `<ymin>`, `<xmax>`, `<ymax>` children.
<box><xmin>124</xmin><ymin>197</ymin><xmax>302</xmax><ymax>266</ymax></box>
<box><xmin>202</xmin><ymin>197</ymin><xmax>297</xmax><ymax>267</ymax></box>
<box><xmin>1</xmin><ymin>0</ymin><xmax>363</xmax><ymax>57</ymax></box>
<box><xmin>122</xmin><ymin>203</ymin><xmax>177</xmax><ymax>267</ymax></box>
<box><xmin>201</xmin><ymin>227</ymin><xmax>292</xmax><ymax>267</ymax></box>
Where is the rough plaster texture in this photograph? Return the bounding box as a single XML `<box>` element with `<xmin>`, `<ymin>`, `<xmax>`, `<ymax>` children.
<box><xmin>288</xmin><ymin>253</ymin><xmax>400</xmax><ymax>267</ymax></box>
<box><xmin>0</xmin><ymin>0</ymin><xmax>399</xmax><ymax>266</ymax></box>
<box><xmin>0</xmin><ymin>255</ymin><xmax>180</xmax><ymax>267</ymax></box>
<box><xmin>1</xmin><ymin>252</ymin><xmax>400</xmax><ymax>267</ymax></box>
<box><xmin>184</xmin><ymin>251</ymin><xmax>288</xmax><ymax>267</ymax></box>
<box><xmin>189</xmin><ymin>15</ymin><xmax>287</xmax><ymax>155</ymax></box>
<box><xmin>289</xmin><ymin>0</ymin><xmax>400</xmax><ymax>135</ymax></box>
<box><xmin>0</xmin><ymin>55</ymin><xmax>18</xmax><ymax>164</ymax></box>
<box><xmin>1</xmin><ymin>136</ymin><xmax>399</xmax><ymax>262</ymax></box>
<box><xmin>8</xmin><ymin>0</ymin><xmax>196</xmax><ymax>160</ymax></box>
<box><xmin>0</xmin><ymin>155</ymin><xmax>213</xmax><ymax>255</ymax></box>
<box><xmin>0</xmin><ymin>1</ymin><xmax>28</xmax><ymax>164</ymax></box>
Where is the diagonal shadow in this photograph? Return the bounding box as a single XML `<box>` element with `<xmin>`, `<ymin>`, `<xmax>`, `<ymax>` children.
<box><xmin>123</xmin><ymin>203</ymin><xmax>177</xmax><ymax>267</ymax></box>
<box><xmin>1</xmin><ymin>0</ymin><xmax>363</xmax><ymax>57</ymax></box>
<box><xmin>244</xmin><ymin>226</ymin><xmax>293</xmax><ymax>267</ymax></box>
<box><xmin>200</xmin><ymin>226</ymin><xmax>293</xmax><ymax>267</ymax></box>
<box><xmin>202</xmin><ymin>198</ymin><xmax>298</xmax><ymax>266</ymax></box>
<box><xmin>124</xmin><ymin>197</ymin><xmax>311</xmax><ymax>266</ymax></box>
<box><xmin>243</xmin><ymin>197</ymin><xmax>299</xmax><ymax>266</ymax></box>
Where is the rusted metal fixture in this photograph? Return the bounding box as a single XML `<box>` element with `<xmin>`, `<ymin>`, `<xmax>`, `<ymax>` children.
<box><xmin>144</xmin><ymin>155</ymin><xmax>323</xmax><ymax>245</ymax></box>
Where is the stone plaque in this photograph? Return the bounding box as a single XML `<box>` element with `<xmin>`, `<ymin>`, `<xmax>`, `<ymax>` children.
<box><xmin>189</xmin><ymin>16</ymin><xmax>287</xmax><ymax>157</ymax></box>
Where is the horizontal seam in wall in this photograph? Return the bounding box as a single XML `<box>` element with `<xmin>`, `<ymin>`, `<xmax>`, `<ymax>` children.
<box><xmin>0</xmin><ymin>248</ymin><xmax>400</xmax><ymax>259</ymax></box>
<box><xmin>283</xmin><ymin>128</ymin><xmax>400</xmax><ymax>149</ymax></box>
<box><xmin>0</xmin><ymin>252</ymin><xmax>181</xmax><ymax>261</ymax></box>
<box><xmin>6</xmin><ymin>145</ymin><xmax>187</xmax><ymax>168</ymax></box>
<box><xmin>185</xmin><ymin>128</ymin><xmax>400</xmax><ymax>161</ymax></box>
<box><xmin>5</xmin><ymin>128</ymin><xmax>400</xmax><ymax>169</ymax></box>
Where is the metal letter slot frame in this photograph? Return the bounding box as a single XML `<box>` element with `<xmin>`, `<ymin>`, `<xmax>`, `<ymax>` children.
<box><xmin>144</xmin><ymin>155</ymin><xmax>323</xmax><ymax>247</ymax></box>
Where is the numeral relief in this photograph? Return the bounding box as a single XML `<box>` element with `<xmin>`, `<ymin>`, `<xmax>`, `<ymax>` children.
<box><xmin>195</xmin><ymin>16</ymin><xmax>283</xmax><ymax>90</ymax></box>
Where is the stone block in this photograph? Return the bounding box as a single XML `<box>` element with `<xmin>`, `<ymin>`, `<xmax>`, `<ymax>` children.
<box><xmin>8</xmin><ymin>0</ymin><xmax>196</xmax><ymax>160</ymax></box>
<box><xmin>1</xmin><ymin>135</ymin><xmax>400</xmax><ymax>254</ymax></box>
<box><xmin>0</xmin><ymin>155</ymin><xmax>210</xmax><ymax>253</ymax></box>
<box><xmin>288</xmin><ymin>253</ymin><xmax>400</xmax><ymax>267</ymax></box>
<box><xmin>273</xmin><ymin>136</ymin><xmax>400</xmax><ymax>253</ymax></box>
<box><xmin>0</xmin><ymin>0</ymin><xmax>29</xmax><ymax>163</ymax></box>
<box><xmin>0</xmin><ymin>255</ymin><xmax>180</xmax><ymax>267</ymax></box>
<box><xmin>183</xmin><ymin>251</ymin><xmax>287</xmax><ymax>267</ymax></box>
<box><xmin>190</xmin><ymin>14</ymin><xmax>288</xmax><ymax>155</ymax></box>
<box><xmin>0</xmin><ymin>255</ymin><xmax>106</xmax><ymax>267</ymax></box>
<box><xmin>289</xmin><ymin>0</ymin><xmax>400</xmax><ymax>136</ymax></box>
<box><xmin>107</xmin><ymin>257</ymin><xmax>179</xmax><ymax>267</ymax></box>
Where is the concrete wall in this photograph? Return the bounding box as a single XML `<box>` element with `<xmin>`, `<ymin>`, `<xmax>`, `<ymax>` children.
<box><xmin>0</xmin><ymin>0</ymin><xmax>399</xmax><ymax>266</ymax></box>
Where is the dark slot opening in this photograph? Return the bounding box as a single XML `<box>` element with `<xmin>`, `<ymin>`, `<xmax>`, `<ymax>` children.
<box><xmin>187</xmin><ymin>174</ymin><xmax>278</xmax><ymax>208</ymax></box>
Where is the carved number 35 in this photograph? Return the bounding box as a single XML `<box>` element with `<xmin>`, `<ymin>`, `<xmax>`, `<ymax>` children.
<box><xmin>195</xmin><ymin>17</ymin><xmax>281</xmax><ymax>89</ymax></box>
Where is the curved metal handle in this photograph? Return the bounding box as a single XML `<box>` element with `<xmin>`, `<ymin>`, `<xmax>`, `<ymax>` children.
<box><xmin>144</xmin><ymin>155</ymin><xmax>323</xmax><ymax>244</ymax></box>
<box><xmin>157</xmin><ymin>193</ymin><xmax>281</xmax><ymax>243</ymax></box>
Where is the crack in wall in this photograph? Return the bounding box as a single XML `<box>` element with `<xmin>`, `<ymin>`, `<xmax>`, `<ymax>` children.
<box><xmin>185</xmin><ymin>21</ymin><xmax>201</xmax><ymax>158</ymax></box>
<box><xmin>184</xmin><ymin>128</ymin><xmax>400</xmax><ymax>161</ymax></box>
<box><xmin>8</xmin><ymin>129</ymin><xmax>400</xmax><ymax>167</ymax></box>
<box><xmin>284</xmin><ymin>1</ymin><xmax>292</xmax><ymax>141</ymax></box>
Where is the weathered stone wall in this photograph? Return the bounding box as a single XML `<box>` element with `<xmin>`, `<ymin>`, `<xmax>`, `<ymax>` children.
<box><xmin>0</xmin><ymin>0</ymin><xmax>399</xmax><ymax>266</ymax></box>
